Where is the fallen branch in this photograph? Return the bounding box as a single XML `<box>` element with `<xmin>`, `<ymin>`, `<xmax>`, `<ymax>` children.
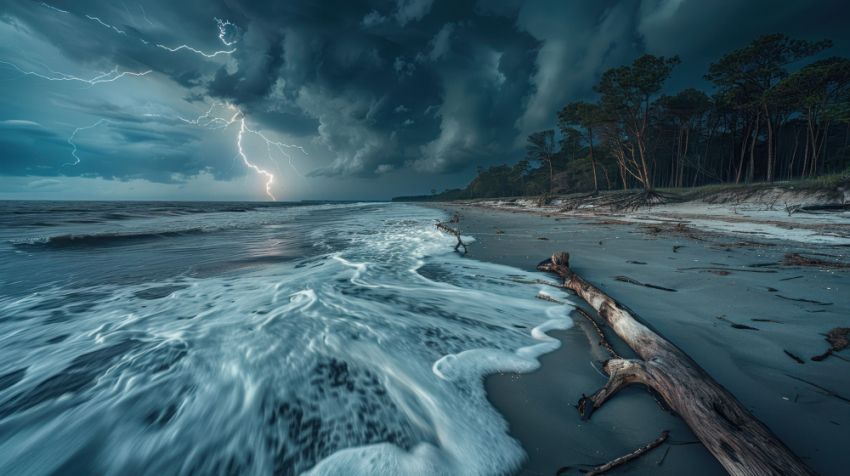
<box><xmin>606</xmin><ymin>190</ymin><xmax>680</xmax><ymax>212</ymax></box>
<box><xmin>785</xmin><ymin>374</ymin><xmax>850</xmax><ymax>404</ymax></box>
<box><xmin>784</xmin><ymin>350</ymin><xmax>805</xmax><ymax>364</ymax></box>
<box><xmin>656</xmin><ymin>445</ymin><xmax>671</xmax><ymax>466</ymax></box>
<box><xmin>679</xmin><ymin>267</ymin><xmax>777</xmax><ymax>274</ymax></box>
<box><xmin>798</xmin><ymin>204</ymin><xmax>850</xmax><ymax>213</ymax></box>
<box><xmin>538</xmin><ymin>252</ymin><xmax>817</xmax><ymax>476</ymax></box>
<box><xmin>785</xmin><ymin>202</ymin><xmax>801</xmax><ymax>216</ymax></box>
<box><xmin>811</xmin><ymin>327</ymin><xmax>849</xmax><ymax>362</ymax></box>
<box><xmin>781</xmin><ymin>253</ymin><xmax>850</xmax><ymax>268</ymax></box>
<box><xmin>574</xmin><ymin>307</ymin><xmax>622</xmax><ymax>359</ymax></box>
<box><xmin>824</xmin><ymin>327</ymin><xmax>848</xmax><ymax>350</ymax></box>
<box><xmin>481</xmin><ymin>275</ymin><xmax>568</xmax><ymax>289</ymax></box>
<box><xmin>713</xmin><ymin>241</ymin><xmax>775</xmax><ymax>249</ymax></box>
<box><xmin>535</xmin><ymin>293</ymin><xmax>621</xmax><ymax>359</ymax></box>
<box><xmin>556</xmin><ymin>190</ymin><xmax>680</xmax><ymax>213</ymax></box>
<box><xmin>584</xmin><ymin>220</ymin><xmax>631</xmax><ymax>226</ymax></box>
<box><xmin>613</xmin><ymin>276</ymin><xmax>677</xmax><ymax>292</ymax></box>
<box><xmin>775</xmin><ymin>295</ymin><xmax>832</xmax><ymax>305</ymax></box>
<box><xmin>535</xmin><ymin>293</ymin><xmax>564</xmax><ymax>305</ymax></box>
<box><xmin>435</xmin><ymin>219</ymin><xmax>467</xmax><ymax>252</ymax></box>
<box><xmin>640</xmin><ymin>222</ymin><xmax>690</xmax><ymax>234</ymax></box>
<box><xmin>557</xmin><ymin>192</ymin><xmax>605</xmax><ymax>212</ymax></box>
<box><xmin>585</xmin><ymin>430</ymin><xmax>669</xmax><ymax>476</ymax></box>
<box><xmin>715</xmin><ymin>316</ymin><xmax>759</xmax><ymax>330</ymax></box>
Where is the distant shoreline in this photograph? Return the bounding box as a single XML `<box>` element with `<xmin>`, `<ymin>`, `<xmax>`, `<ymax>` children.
<box><xmin>425</xmin><ymin>182</ymin><xmax>850</xmax><ymax>245</ymax></box>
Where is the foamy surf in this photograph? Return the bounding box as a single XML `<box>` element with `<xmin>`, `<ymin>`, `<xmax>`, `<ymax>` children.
<box><xmin>306</xmin><ymin>306</ymin><xmax>574</xmax><ymax>476</ymax></box>
<box><xmin>0</xmin><ymin>202</ymin><xmax>576</xmax><ymax>475</ymax></box>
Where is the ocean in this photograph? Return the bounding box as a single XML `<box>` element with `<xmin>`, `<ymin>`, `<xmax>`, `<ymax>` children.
<box><xmin>0</xmin><ymin>201</ymin><xmax>574</xmax><ymax>476</ymax></box>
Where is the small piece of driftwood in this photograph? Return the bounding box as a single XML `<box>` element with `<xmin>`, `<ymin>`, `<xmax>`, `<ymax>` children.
<box><xmin>435</xmin><ymin>219</ymin><xmax>467</xmax><ymax>252</ymax></box>
<box><xmin>811</xmin><ymin>327</ymin><xmax>849</xmax><ymax>362</ymax></box>
<box><xmin>585</xmin><ymin>430</ymin><xmax>669</xmax><ymax>476</ymax></box>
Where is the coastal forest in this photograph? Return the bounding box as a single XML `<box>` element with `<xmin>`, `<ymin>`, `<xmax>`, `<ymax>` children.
<box><xmin>396</xmin><ymin>34</ymin><xmax>850</xmax><ymax>202</ymax></box>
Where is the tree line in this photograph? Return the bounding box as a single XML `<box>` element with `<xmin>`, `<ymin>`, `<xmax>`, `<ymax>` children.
<box><xmin>398</xmin><ymin>33</ymin><xmax>850</xmax><ymax>201</ymax></box>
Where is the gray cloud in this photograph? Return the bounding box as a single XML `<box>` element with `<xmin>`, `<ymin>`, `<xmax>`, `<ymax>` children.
<box><xmin>361</xmin><ymin>0</ymin><xmax>436</xmax><ymax>28</ymax></box>
<box><xmin>26</xmin><ymin>178</ymin><xmax>63</xmax><ymax>189</ymax></box>
<box><xmin>1</xmin><ymin>0</ymin><xmax>849</xmax><ymax>198</ymax></box>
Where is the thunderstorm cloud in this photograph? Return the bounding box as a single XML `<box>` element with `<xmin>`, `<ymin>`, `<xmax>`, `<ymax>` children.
<box><xmin>0</xmin><ymin>0</ymin><xmax>848</xmax><ymax>199</ymax></box>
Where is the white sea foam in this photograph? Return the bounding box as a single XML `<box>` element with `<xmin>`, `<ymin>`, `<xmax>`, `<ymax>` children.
<box><xmin>307</xmin><ymin>314</ymin><xmax>574</xmax><ymax>476</ymax></box>
<box><xmin>0</xmin><ymin>203</ymin><xmax>577</xmax><ymax>476</ymax></box>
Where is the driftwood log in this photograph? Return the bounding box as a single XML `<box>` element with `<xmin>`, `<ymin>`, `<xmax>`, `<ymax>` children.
<box><xmin>538</xmin><ymin>252</ymin><xmax>817</xmax><ymax>476</ymax></box>
<box><xmin>435</xmin><ymin>218</ymin><xmax>467</xmax><ymax>252</ymax></box>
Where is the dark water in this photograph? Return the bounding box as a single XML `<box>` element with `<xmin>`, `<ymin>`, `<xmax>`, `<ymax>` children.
<box><xmin>0</xmin><ymin>201</ymin><xmax>324</xmax><ymax>295</ymax></box>
<box><xmin>0</xmin><ymin>201</ymin><xmax>574</xmax><ymax>475</ymax></box>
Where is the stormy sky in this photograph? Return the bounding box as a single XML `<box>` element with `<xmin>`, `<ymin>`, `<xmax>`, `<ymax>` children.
<box><xmin>1</xmin><ymin>0</ymin><xmax>849</xmax><ymax>201</ymax></box>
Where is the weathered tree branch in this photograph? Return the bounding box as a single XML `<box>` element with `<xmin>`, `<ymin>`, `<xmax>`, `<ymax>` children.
<box><xmin>534</xmin><ymin>293</ymin><xmax>621</xmax><ymax>360</ymax></box>
<box><xmin>579</xmin><ymin>359</ymin><xmax>646</xmax><ymax>421</ymax></box>
<box><xmin>435</xmin><ymin>218</ymin><xmax>467</xmax><ymax>252</ymax></box>
<box><xmin>585</xmin><ymin>430</ymin><xmax>670</xmax><ymax>476</ymax></box>
<box><xmin>538</xmin><ymin>252</ymin><xmax>818</xmax><ymax>476</ymax></box>
<box><xmin>782</xmin><ymin>253</ymin><xmax>850</xmax><ymax>268</ymax></box>
<box><xmin>811</xmin><ymin>327</ymin><xmax>849</xmax><ymax>362</ymax></box>
<box><xmin>574</xmin><ymin>307</ymin><xmax>622</xmax><ymax>359</ymax></box>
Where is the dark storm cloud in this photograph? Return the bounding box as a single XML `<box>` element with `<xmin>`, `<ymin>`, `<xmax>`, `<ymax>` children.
<box><xmin>1</xmin><ymin>0</ymin><xmax>849</xmax><ymax>190</ymax></box>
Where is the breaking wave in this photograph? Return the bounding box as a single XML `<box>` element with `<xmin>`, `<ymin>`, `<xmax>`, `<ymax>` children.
<box><xmin>0</xmin><ymin>202</ymin><xmax>574</xmax><ymax>475</ymax></box>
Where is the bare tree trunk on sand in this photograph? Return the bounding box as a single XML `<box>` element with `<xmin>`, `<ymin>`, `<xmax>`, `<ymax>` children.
<box><xmin>537</xmin><ymin>252</ymin><xmax>817</xmax><ymax>476</ymax></box>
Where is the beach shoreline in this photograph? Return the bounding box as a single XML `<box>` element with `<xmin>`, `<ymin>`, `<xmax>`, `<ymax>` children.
<box><xmin>422</xmin><ymin>198</ymin><xmax>848</xmax><ymax>476</ymax></box>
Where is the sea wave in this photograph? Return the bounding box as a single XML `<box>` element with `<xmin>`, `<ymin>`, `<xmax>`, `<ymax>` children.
<box><xmin>10</xmin><ymin>228</ymin><xmax>210</xmax><ymax>248</ymax></box>
<box><xmin>0</xmin><ymin>201</ymin><xmax>328</xmax><ymax>231</ymax></box>
<box><xmin>0</xmin><ymin>203</ymin><xmax>576</xmax><ymax>476</ymax></box>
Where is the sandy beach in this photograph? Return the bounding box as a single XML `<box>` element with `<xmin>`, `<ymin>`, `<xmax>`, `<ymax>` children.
<box><xmin>426</xmin><ymin>200</ymin><xmax>849</xmax><ymax>476</ymax></box>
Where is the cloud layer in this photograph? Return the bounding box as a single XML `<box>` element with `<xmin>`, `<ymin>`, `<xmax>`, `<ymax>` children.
<box><xmin>1</xmin><ymin>0</ymin><xmax>848</xmax><ymax>198</ymax></box>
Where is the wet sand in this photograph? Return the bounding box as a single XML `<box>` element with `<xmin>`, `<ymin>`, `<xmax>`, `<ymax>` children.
<box><xmin>428</xmin><ymin>204</ymin><xmax>849</xmax><ymax>476</ymax></box>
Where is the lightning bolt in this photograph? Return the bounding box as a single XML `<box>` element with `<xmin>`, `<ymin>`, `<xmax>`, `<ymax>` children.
<box><xmin>237</xmin><ymin>117</ymin><xmax>276</xmax><ymax>200</ymax></box>
<box><xmin>85</xmin><ymin>13</ymin><xmax>152</xmax><ymax>44</ymax></box>
<box><xmin>179</xmin><ymin>103</ymin><xmax>240</xmax><ymax>130</ymax></box>
<box><xmin>246</xmin><ymin>125</ymin><xmax>305</xmax><ymax>177</ymax></box>
<box><xmin>1</xmin><ymin>44</ymin><xmax>151</xmax><ymax>85</ymax></box>
<box><xmin>180</xmin><ymin>102</ymin><xmax>307</xmax><ymax>199</ymax></box>
<box><xmin>28</xmin><ymin>2</ymin><xmax>235</xmax><ymax>58</ymax></box>
<box><xmin>215</xmin><ymin>18</ymin><xmax>237</xmax><ymax>46</ymax></box>
<box><xmin>85</xmin><ymin>15</ymin><xmax>129</xmax><ymax>36</ymax></box>
<box><xmin>59</xmin><ymin>102</ymin><xmax>298</xmax><ymax>201</ymax></box>
<box><xmin>10</xmin><ymin>3</ymin><xmax>292</xmax><ymax>200</ymax></box>
<box><xmin>61</xmin><ymin>119</ymin><xmax>111</xmax><ymax>171</ymax></box>
<box><xmin>75</xmin><ymin>4</ymin><xmax>234</xmax><ymax>58</ymax></box>
<box><xmin>155</xmin><ymin>44</ymin><xmax>234</xmax><ymax>57</ymax></box>
<box><xmin>0</xmin><ymin>59</ymin><xmax>151</xmax><ymax>86</ymax></box>
<box><xmin>156</xmin><ymin>17</ymin><xmax>237</xmax><ymax>57</ymax></box>
<box><xmin>120</xmin><ymin>1</ymin><xmax>139</xmax><ymax>28</ymax></box>
<box><xmin>36</xmin><ymin>2</ymin><xmax>69</xmax><ymax>14</ymax></box>
<box><xmin>135</xmin><ymin>2</ymin><xmax>154</xmax><ymax>26</ymax></box>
